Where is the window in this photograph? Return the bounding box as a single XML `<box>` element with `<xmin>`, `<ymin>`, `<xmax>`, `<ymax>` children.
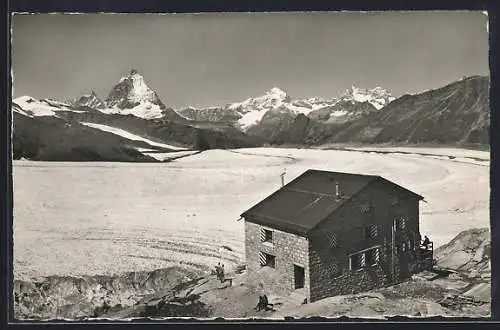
<box><xmin>395</xmin><ymin>216</ymin><xmax>407</xmax><ymax>232</ymax></box>
<box><xmin>260</xmin><ymin>228</ymin><xmax>273</xmax><ymax>244</ymax></box>
<box><xmin>349</xmin><ymin>247</ymin><xmax>381</xmax><ymax>270</ymax></box>
<box><xmin>366</xmin><ymin>248</ymin><xmax>380</xmax><ymax>266</ymax></box>
<box><xmin>364</xmin><ymin>224</ymin><xmax>379</xmax><ymax>239</ymax></box>
<box><xmin>349</xmin><ymin>253</ymin><xmax>365</xmax><ymax>270</ymax></box>
<box><xmin>259</xmin><ymin>252</ymin><xmax>276</xmax><ymax>268</ymax></box>
<box><xmin>390</xmin><ymin>196</ymin><xmax>400</xmax><ymax>206</ymax></box>
<box><xmin>294</xmin><ymin>265</ymin><xmax>305</xmax><ymax>289</ymax></box>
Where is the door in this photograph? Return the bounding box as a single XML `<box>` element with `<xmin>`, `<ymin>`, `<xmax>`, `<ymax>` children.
<box><xmin>391</xmin><ymin>218</ymin><xmax>410</xmax><ymax>282</ymax></box>
<box><xmin>294</xmin><ymin>264</ymin><xmax>305</xmax><ymax>289</ymax></box>
<box><xmin>398</xmin><ymin>241</ymin><xmax>410</xmax><ymax>280</ymax></box>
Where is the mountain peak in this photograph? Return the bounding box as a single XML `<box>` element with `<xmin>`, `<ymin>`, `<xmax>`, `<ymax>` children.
<box><xmin>121</xmin><ymin>68</ymin><xmax>145</xmax><ymax>82</ymax></box>
<box><xmin>341</xmin><ymin>84</ymin><xmax>395</xmax><ymax>110</ymax></box>
<box><xmin>106</xmin><ymin>69</ymin><xmax>164</xmax><ymax>111</ymax></box>
<box><xmin>74</xmin><ymin>90</ymin><xmax>105</xmax><ymax>109</ymax></box>
<box><xmin>98</xmin><ymin>69</ymin><xmax>192</xmax><ymax>120</ymax></box>
<box><xmin>266</xmin><ymin>87</ymin><xmax>288</xmax><ymax>98</ymax></box>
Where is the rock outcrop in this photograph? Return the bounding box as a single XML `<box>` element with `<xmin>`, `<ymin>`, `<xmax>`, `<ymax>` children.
<box><xmin>434</xmin><ymin>227</ymin><xmax>491</xmax><ymax>279</ymax></box>
<box><xmin>13</xmin><ymin>267</ymin><xmax>203</xmax><ymax>320</ymax></box>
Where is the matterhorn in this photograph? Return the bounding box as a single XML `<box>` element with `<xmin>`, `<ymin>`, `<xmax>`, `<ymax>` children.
<box><xmin>102</xmin><ymin>69</ymin><xmax>173</xmax><ymax>120</ymax></box>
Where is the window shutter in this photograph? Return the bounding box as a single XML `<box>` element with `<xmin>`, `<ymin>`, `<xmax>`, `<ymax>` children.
<box><xmin>374</xmin><ymin>248</ymin><xmax>380</xmax><ymax>264</ymax></box>
<box><xmin>366</xmin><ymin>248</ymin><xmax>380</xmax><ymax>266</ymax></box>
<box><xmin>328</xmin><ymin>232</ymin><xmax>337</xmax><ymax>248</ymax></box>
<box><xmin>399</xmin><ymin>217</ymin><xmax>406</xmax><ymax>230</ymax></box>
<box><xmin>360</xmin><ymin>252</ymin><xmax>366</xmax><ymax>267</ymax></box>
<box><xmin>259</xmin><ymin>252</ymin><xmax>266</xmax><ymax>266</ymax></box>
<box><xmin>260</xmin><ymin>228</ymin><xmax>266</xmax><ymax>242</ymax></box>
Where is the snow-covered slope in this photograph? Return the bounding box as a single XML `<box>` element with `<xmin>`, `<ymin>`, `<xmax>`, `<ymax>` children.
<box><xmin>12</xmin><ymin>96</ymin><xmax>86</xmax><ymax>117</ymax></box>
<box><xmin>80</xmin><ymin>122</ymin><xmax>188</xmax><ymax>150</ymax></box>
<box><xmin>42</xmin><ymin>98</ymin><xmax>73</xmax><ymax>108</ymax></box>
<box><xmin>98</xmin><ymin>101</ymin><xmax>166</xmax><ymax>119</ymax></box>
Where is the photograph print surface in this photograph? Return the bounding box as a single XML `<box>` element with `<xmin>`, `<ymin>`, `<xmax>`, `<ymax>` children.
<box><xmin>11</xmin><ymin>11</ymin><xmax>491</xmax><ymax>320</ymax></box>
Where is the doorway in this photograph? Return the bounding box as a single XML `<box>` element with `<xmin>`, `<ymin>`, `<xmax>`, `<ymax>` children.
<box><xmin>294</xmin><ymin>264</ymin><xmax>305</xmax><ymax>289</ymax></box>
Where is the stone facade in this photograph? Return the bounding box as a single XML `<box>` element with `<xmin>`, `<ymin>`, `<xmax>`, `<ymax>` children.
<box><xmin>308</xmin><ymin>180</ymin><xmax>422</xmax><ymax>302</ymax></box>
<box><xmin>309</xmin><ymin>265</ymin><xmax>388</xmax><ymax>301</ymax></box>
<box><xmin>244</xmin><ymin>221</ymin><xmax>310</xmax><ymax>300</ymax></box>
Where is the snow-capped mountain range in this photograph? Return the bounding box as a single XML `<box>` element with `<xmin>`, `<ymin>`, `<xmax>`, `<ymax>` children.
<box><xmin>11</xmin><ymin>71</ymin><xmax>489</xmax><ymax>162</ymax></box>
<box><xmin>179</xmin><ymin>85</ymin><xmax>395</xmax><ymax>130</ymax></box>
<box><xmin>12</xmin><ymin>68</ymin><xmax>396</xmax><ymax>132</ymax></box>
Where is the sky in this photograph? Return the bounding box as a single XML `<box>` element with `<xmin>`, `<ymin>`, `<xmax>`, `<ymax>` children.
<box><xmin>11</xmin><ymin>11</ymin><xmax>489</xmax><ymax>108</ymax></box>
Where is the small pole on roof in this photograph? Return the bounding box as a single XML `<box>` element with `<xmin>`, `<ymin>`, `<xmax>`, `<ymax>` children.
<box><xmin>280</xmin><ymin>169</ymin><xmax>287</xmax><ymax>187</ymax></box>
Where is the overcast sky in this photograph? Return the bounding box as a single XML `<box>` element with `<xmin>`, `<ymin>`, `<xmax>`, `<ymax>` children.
<box><xmin>11</xmin><ymin>11</ymin><xmax>489</xmax><ymax>108</ymax></box>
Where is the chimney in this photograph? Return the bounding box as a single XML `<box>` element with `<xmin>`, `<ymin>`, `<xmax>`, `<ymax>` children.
<box><xmin>280</xmin><ymin>170</ymin><xmax>286</xmax><ymax>187</ymax></box>
<box><xmin>335</xmin><ymin>181</ymin><xmax>341</xmax><ymax>199</ymax></box>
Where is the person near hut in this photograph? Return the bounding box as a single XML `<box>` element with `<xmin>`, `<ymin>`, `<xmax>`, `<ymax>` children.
<box><xmin>215</xmin><ymin>262</ymin><xmax>221</xmax><ymax>281</ymax></box>
<box><xmin>220</xmin><ymin>264</ymin><xmax>225</xmax><ymax>283</ymax></box>
<box><xmin>254</xmin><ymin>294</ymin><xmax>271</xmax><ymax>311</ymax></box>
<box><xmin>422</xmin><ymin>235</ymin><xmax>431</xmax><ymax>250</ymax></box>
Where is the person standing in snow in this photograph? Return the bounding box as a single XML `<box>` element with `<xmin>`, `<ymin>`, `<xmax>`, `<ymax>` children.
<box><xmin>220</xmin><ymin>264</ymin><xmax>225</xmax><ymax>283</ymax></box>
<box><xmin>215</xmin><ymin>262</ymin><xmax>221</xmax><ymax>281</ymax></box>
